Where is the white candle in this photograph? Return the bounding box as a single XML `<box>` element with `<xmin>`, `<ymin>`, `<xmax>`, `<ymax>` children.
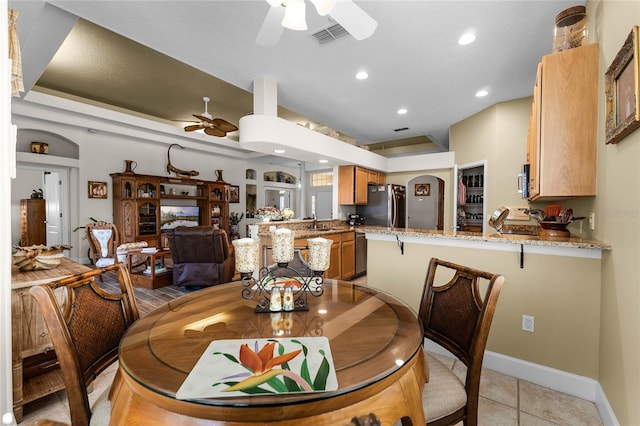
<box><xmin>271</xmin><ymin>228</ymin><xmax>294</xmax><ymax>264</ymax></box>
<box><xmin>307</xmin><ymin>237</ymin><xmax>332</xmax><ymax>271</ymax></box>
<box><xmin>231</xmin><ymin>238</ymin><xmax>259</xmax><ymax>273</ymax></box>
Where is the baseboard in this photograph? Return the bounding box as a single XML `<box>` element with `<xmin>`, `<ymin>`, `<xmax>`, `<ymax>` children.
<box><xmin>423</xmin><ymin>340</ymin><xmax>619</xmax><ymax>425</ymax></box>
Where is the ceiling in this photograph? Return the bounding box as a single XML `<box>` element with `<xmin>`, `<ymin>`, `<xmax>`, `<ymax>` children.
<box><xmin>11</xmin><ymin>0</ymin><xmax>583</xmax><ymax>165</ymax></box>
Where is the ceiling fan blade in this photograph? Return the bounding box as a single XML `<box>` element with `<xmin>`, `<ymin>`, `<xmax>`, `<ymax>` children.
<box><xmin>212</xmin><ymin>118</ymin><xmax>238</xmax><ymax>133</ymax></box>
<box><xmin>204</xmin><ymin>127</ymin><xmax>227</xmax><ymax>137</ymax></box>
<box><xmin>256</xmin><ymin>5</ymin><xmax>285</xmax><ymax>46</ymax></box>
<box><xmin>184</xmin><ymin>124</ymin><xmax>204</xmax><ymax>132</ymax></box>
<box><xmin>329</xmin><ymin>0</ymin><xmax>377</xmax><ymax>41</ymax></box>
<box><xmin>193</xmin><ymin>114</ymin><xmax>215</xmax><ymax>124</ymax></box>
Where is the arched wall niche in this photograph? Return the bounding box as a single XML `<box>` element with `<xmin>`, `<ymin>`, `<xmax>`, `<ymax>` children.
<box><xmin>16</xmin><ymin>128</ymin><xmax>79</xmax><ymax>158</ymax></box>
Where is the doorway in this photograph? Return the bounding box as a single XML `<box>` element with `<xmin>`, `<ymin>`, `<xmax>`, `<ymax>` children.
<box><xmin>12</xmin><ymin>165</ymin><xmax>70</xmax><ymax>247</ymax></box>
<box><xmin>406</xmin><ymin>175</ymin><xmax>444</xmax><ymax>230</ymax></box>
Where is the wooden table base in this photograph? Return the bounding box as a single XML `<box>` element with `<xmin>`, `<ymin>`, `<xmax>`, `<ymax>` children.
<box><xmin>109</xmin><ymin>349</ymin><xmax>426</xmax><ymax>425</ymax></box>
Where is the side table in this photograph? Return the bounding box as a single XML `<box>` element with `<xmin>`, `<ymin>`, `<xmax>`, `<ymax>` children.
<box><xmin>127</xmin><ymin>249</ymin><xmax>173</xmax><ymax>289</ymax></box>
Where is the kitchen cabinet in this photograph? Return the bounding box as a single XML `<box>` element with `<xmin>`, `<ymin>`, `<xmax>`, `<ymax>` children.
<box><xmin>339</xmin><ymin>165</ymin><xmax>384</xmax><ymax>205</ymax></box>
<box><xmin>20</xmin><ymin>199</ymin><xmax>46</xmax><ymax>246</ymax></box>
<box><xmin>367</xmin><ymin>170</ymin><xmax>386</xmax><ymax>185</ymax></box>
<box><xmin>340</xmin><ymin>231</ymin><xmax>355</xmax><ymax>279</ymax></box>
<box><xmin>527</xmin><ymin>43</ymin><xmax>598</xmax><ymax>200</ymax></box>
<box><xmin>339</xmin><ymin>165</ymin><xmax>368</xmax><ymax>205</ymax></box>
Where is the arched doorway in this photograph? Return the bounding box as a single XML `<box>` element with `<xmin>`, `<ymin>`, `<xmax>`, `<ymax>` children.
<box><xmin>406</xmin><ymin>175</ymin><xmax>444</xmax><ymax>230</ymax></box>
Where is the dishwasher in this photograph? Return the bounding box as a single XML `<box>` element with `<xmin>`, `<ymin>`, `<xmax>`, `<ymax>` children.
<box><xmin>354</xmin><ymin>232</ymin><xmax>367</xmax><ymax>277</ymax></box>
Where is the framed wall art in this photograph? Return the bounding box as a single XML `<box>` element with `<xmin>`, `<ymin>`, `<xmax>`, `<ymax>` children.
<box><xmin>88</xmin><ymin>181</ymin><xmax>107</xmax><ymax>199</ymax></box>
<box><xmin>415</xmin><ymin>183</ymin><xmax>431</xmax><ymax>196</ymax></box>
<box><xmin>605</xmin><ymin>26</ymin><xmax>640</xmax><ymax>145</ymax></box>
<box><xmin>229</xmin><ymin>185</ymin><xmax>240</xmax><ymax>203</ymax></box>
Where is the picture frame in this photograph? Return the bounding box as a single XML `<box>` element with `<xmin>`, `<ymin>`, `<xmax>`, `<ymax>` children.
<box><xmin>88</xmin><ymin>181</ymin><xmax>107</xmax><ymax>199</ymax></box>
<box><xmin>605</xmin><ymin>26</ymin><xmax>640</xmax><ymax>145</ymax></box>
<box><xmin>229</xmin><ymin>185</ymin><xmax>240</xmax><ymax>203</ymax></box>
<box><xmin>415</xmin><ymin>183</ymin><xmax>431</xmax><ymax>196</ymax></box>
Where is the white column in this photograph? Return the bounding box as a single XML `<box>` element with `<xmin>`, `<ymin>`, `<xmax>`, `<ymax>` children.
<box><xmin>2</xmin><ymin>1</ymin><xmax>17</xmax><ymax>423</ymax></box>
<box><xmin>252</xmin><ymin>76</ymin><xmax>278</xmax><ymax>116</ymax></box>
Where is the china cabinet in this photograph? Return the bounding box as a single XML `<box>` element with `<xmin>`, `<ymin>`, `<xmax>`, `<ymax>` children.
<box><xmin>111</xmin><ymin>173</ymin><xmax>232</xmax><ymax>247</ymax></box>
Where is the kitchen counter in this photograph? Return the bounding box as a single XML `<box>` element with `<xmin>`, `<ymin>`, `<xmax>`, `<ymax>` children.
<box><xmin>357</xmin><ymin>226</ymin><xmax>611</xmax><ymax>252</ymax></box>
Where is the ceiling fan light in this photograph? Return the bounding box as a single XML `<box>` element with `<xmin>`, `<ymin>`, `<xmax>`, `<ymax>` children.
<box><xmin>282</xmin><ymin>0</ymin><xmax>307</xmax><ymax>31</ymax></box>
<box><xmin>310</xmin><ymin>0</ymin><xmax>336</xmax><ymax>16</ymax></box>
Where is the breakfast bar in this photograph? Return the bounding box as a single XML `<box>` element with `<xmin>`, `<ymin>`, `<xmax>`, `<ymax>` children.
<box><xmin>361</xmin><ymin>226</ymin><xmax>610</xmax><ymax>380</ymax></box>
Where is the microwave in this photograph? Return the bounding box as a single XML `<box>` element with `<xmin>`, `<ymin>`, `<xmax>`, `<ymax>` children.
<box><xmin>518</xmin><ymin>164</ymin><xmax>530</xmax><ymax>199</ymax></box>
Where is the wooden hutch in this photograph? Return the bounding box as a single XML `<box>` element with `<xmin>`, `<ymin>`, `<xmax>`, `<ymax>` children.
<box><xmin>111</xmin><ymin>172</ymin><xmax>231</xmax><ymax>248</ymax></box>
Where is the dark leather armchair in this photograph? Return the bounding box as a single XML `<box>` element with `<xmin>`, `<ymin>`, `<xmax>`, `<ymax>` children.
<box><xmin>166</xmin><ymin>227</ymin><xmax>235</xmax><ymax>288</ymax></box>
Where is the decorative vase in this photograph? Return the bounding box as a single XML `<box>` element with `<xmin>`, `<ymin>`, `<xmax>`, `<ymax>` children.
<box><xmin>230</xmin><ymin>224</ymin><xmax>239</xmax><ymax>235</ymax></box>
<box><xmin>215</xmin><ymin>169</ymin><xmax>224</xmax><ymax>182</ymax></box>
<box><xmin>123</xmin><ymin>160</ymin><xmax>137</xmax><ymax>174</ymax></box>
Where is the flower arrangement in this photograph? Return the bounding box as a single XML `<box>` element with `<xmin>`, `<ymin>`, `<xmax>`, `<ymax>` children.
<box><xmin>281</xmin><ymin>208</ymin><xmax>295</xmax><ymax>220</ymax></box>
<box><xmin>255</xmin><ymin>206</ymin><xmax>282</xmax><ymax>221</ymax></box>
<box><xmin>229</xmin><ymin>211</ymin><xmax>244</xmax><ymax>225</ymax></box>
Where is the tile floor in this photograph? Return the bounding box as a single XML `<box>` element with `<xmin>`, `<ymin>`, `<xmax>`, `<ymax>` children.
<box><xmin>17</xmin><ymin>273</ymin><xmax>604</xmax><ymax>426</ymax></box>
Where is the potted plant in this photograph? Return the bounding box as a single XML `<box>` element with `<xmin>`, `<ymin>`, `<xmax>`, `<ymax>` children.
<box><xmin>229</xmin><ymin>212</ymin><xmax>244</xmax><ymax>236</ymax></box>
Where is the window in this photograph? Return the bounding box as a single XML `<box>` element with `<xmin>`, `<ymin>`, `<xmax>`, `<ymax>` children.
<box><xmin>311</xmin><ymin>172</ymin><xmax>333</xmax><ymax>187</ymax></box>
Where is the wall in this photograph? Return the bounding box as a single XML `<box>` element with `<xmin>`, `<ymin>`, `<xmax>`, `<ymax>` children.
<box><xmin>366</xmin><ymin>238</ymin><xmax>602</xmax><ymax>378</ymax></box>
<box><xmin>11</xmin><ymin>107</ymin><xmax>299</xmax><ymax>261</ymax></box>
<box><xmin>589</xmin><ymin>1</ymin><xmax>640</xmax><ymax>424</ymax></box>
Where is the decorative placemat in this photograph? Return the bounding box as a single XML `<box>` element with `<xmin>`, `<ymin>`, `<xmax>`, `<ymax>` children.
<box><xmin>176</xmin><ymin>337</ymin><xmax>337</xmax><ymax>400</ymax></box>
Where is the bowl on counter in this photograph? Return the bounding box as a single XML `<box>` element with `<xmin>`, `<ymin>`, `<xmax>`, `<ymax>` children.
<box><xmin>537</xmin><ymin>220</ymin><xmax>570</xmax><ymax>238</ymax></box>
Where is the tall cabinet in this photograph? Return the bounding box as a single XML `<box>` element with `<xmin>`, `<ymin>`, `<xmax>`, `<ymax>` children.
<box><xmin>527</xmin><ymin>43</ymin><xmax>598</xmax><ymax>200</ymax></box>
<box><xmin>19</xmin><ymin>199</ymin><xmax>46</xmax><ymax>246</ymax></box>
<box><xmin>111</xmin><ymin>173</ymin><xmax>231</xmax><ymax>247</ymax></box>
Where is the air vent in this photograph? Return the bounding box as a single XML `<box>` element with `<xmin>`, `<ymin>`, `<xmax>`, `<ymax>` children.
<box><xmin>394</xmin><ymin>127</ymin><xmax>410</xmax><ymax>132</ymax></box>
<box><xmin>310</xmin><ymin>23</ymin><xmax>349</xmax><ymax>45</ymax></box>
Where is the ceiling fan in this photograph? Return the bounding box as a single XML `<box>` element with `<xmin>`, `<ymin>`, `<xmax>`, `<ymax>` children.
<box><xmin>183</xmin><ymin>97</ymin><xmax>238</xmax><ymax>137</ymax></box>
<box><xmin>256</xmin><ymin>0</ymin><xmax>377</xmax><ymax>46</ymax></box>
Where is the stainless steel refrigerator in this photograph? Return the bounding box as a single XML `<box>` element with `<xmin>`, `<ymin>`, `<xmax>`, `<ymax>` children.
<box><xmin>356</xmin><ymin>184</ymin><xmax>406</xmax><ymax>228</ymax></box>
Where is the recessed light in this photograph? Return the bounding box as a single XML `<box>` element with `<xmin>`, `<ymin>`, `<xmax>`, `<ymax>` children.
<box><xmin>355</xmin><ymin>71</ymin><xmax>368</xmax><ymax>80</ymax></box>
<box><xmin>319</xmin><ymin>159</ymin><xmax>329</xmax><ymax>163</ymax></box>
<box><xmin>475</xmin><ymin>90</ymin><xmax>489</xmax><ymax>97</ymax></box>
<box><xmin>397</xmin><ymin>108</ymin><xmax>408</xmax><ymax>115</ymax></box>
<box><xmin>274</xmin><ymin>149</ymin><xmax>286</xmax><ymax>154</ymax></box>
<box><xmin>458</xmin><ymin>32</ymin><xmax>476</xmax><ymax>45</ymax></box>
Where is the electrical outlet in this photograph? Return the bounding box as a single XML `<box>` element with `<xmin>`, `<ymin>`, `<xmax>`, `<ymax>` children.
<box><xmin>588</xmin><ymin>213</ymin><xmax>595</xmax><ymax>230</ymax></box>
<box><xmin>522</xmin><ymin>314</ymin><xmax>535</xmax><ymax>332</ymax></box>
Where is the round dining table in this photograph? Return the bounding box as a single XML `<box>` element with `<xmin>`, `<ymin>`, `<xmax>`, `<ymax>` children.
<box><xmin>110</xmin><ymin>279</ymin><xmax>427</xmax><ymax>425</ymax></box>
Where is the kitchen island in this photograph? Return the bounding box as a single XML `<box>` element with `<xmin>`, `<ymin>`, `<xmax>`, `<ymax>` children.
<box><xmin>360</xmin><ymin>226</ymin><xmax>610</xmax><ymax>381</ymax></box>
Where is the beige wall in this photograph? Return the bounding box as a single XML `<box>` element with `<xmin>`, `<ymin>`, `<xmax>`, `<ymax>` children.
<box><xmin>367</xmin><ymin>239</ymin><xmax>602</xmax><ymax>378</ymax></box>
<box><xmin>588</xmin><ymin>1</ymin><xmax>640</xmax><ymax>424</ymax></box>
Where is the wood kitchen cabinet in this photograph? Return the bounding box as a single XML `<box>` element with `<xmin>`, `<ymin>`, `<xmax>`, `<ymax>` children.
<box><xmin>368</xmin><ymin>169</ymin><xmax>386</xmax><ymax>185</ymax></box>
<box><xmin>526</xmin><ymin>43</ymin><xmax>598</xmax><ymax>200</ymax></box>
<box><xmin>339</xmin><ymin>165</ymin><xmax>385</xmax><ymax>205</ymax></box>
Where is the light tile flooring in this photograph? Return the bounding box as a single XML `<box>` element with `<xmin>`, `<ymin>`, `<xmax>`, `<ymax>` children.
<box><xmin>17</xmin><ymin>274</ymin><xmax>604</xmax><ymax>426</ymax></box>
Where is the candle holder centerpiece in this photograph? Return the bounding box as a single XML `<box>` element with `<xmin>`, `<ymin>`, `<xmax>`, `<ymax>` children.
<box><xmin>232</xmin><ymin>230</ymin><xmax>333</xmax><ymax>313</ymax></box>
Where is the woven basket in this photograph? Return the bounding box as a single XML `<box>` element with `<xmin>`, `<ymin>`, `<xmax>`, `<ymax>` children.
<box><xmin>13</xmin><ymin>244</ymin><xmax>70</xmax><ymax>271</ymax></box>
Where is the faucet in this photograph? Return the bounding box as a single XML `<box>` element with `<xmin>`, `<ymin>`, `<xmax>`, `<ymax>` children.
<box><xmin>312</xmin><ymin>214</ymin><xmax>318</xmax><ymax>230</ymax></box>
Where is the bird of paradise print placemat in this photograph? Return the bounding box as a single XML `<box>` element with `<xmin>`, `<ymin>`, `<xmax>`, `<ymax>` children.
<box><xmin>176</xmin><ymin>337</ymin><xmax>338</xmax><ymax>399</ymax></box>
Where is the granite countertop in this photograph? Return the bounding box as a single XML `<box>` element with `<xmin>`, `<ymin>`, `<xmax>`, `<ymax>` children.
<box><xmin>358</xmin><ymin>226</ymin><xmax>612</xmax><ymax>251</ymax></box>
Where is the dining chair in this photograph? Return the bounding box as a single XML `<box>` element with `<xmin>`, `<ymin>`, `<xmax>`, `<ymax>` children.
<box><xmin>29</xmin><ymin>263</ymin><xmax>140</xmax><ymax>426</ymax></box>
<box><xmin>85</xmin><ymin>221</ymin><xmax>120</xmax><ymax>268</ymax></box>
<box><xmin>418</xmin><ymin>258</ymin><xmax>506</xmax><ymax>426</ymax></box>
